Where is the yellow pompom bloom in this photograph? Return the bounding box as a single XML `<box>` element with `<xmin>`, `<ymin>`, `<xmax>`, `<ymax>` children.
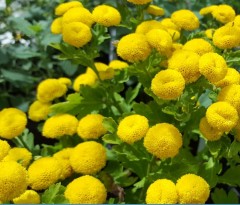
<box><xmin>28</xmin><ymin>100</ymin><xmax>51</xmax><ymax>122</ymax></box>
<box><xmin>92</xmin><ymin>5</ymin><xmax>121</xmax><ymax>27</ymax></box>
<box><xmin>171</xmin><ymin>10</ymin><xmax>199</xmax><ymax>31</ymax></box>
<box><xmin>0</xmin><ymin>161</ymin><xmax>28</xmax><ymax>202</ymax></box>
<box><xmin>161</xmin><ymin>18</ymin><xmax>179</xmax><ymax>31</ymax></box>
<box><xmin>13</xmin><ymin>190</ymin><xmax>40</xmax><ymax>204</ymax></box>
<box><xmin>205</xmin><ymin>28</ymin><xmax>215</xmax><ymax>39</ymax></box>
<box><xmin>117</xmin><ymin>33</ymin><xmax>151</xmax><ymax>63</ymax></box>
<box><xmin>42</xmin><ymin>114</ymin><xmax>78</xmax><ymax>139</ymax></box>
<box><xmin>50</xmin><ymin>17</ymin><xmax>62</xmax><ymax>34</ymax></box>
<box><xmin>182</xmin><ymin>38</ymin><xmax>213</xmax><ymax>56</ymax></box>
<box><xmin>127</xmin><ymin>0</ymin><xmax>152</xmax><ymax>5</ymax></box>
<box><xmin>147</xmin><ymin>5</ymin><xmax>165</xmax><ymax>16</ymax></box>
<box><xmin>73</xmin><ymin>73</ymin><xmax>97</xmax><ymax>92</ymax></box>
<box><xmin>91</xmin><ymin>62</ymin><xmax>115</xmax><ymax>80</ymax></box>
<box><xmin>117</xmin><ymin>114</ymin><xmax>149</xmax><ymax>144</ymax></box>
<box><xmin>176</xmin><ymin>174</ymin><xmax>210</xmax><ymax>204</ymax></box>
<box><xmin>56</xmin><ymin>158</ymin><xmax>73</xmax><ymax>180</ymax></box>
<box><xmin>77</xmin><ymin>114</ymin><xmax>107</xmax><ymax>140</ymax></box>
<box><xmin>166</xmin><ymin>29</ymin><xmax>180</xmax><ymax>41</ymax></box>
<box><xmin>65</xmin><ymin>175</ymin><xmax>107</xmax><ymax>204</ymax></box>
<box><xmin>144</xmin><ymin>123</ymin><xmax>182</xmax><ymax>159</ymax></box>
<box><xmin>55</xmin><ymin>1</ymin><xmax>83</xmax><ymax>16</ymax></box>
<box><xmin>199</xmin><ymin>52</ymin><xmax>228</xmax><ymax>83</ymax></box>
<box><xmin>168</xmin><ymin>50</ymin><xmax>201</xmax><ymax>83</ymax></box>
<box><xmin>214</xmin><ymin>68</ymin><xmax>240</xmax><ymax>88</ymax></box>
<box><xmin>37</xmin><ymin>78</ymin><xmax>67</xmax><ymax>103</ymax></box>
<box><xmin>28</xmin><ymin>157</ymin><xmax>62</xmax><ymax>190</ymax></box>
<box><xmin>53</xmin><ymin>147</ymin><xmax>73</xmax><ymax>160</ymax></box>
<box><xmin>70</xmin><ymin>141</ymin><xmax>106</xmax><ymax>175</ymax></box>
<box><xmin>146</xmin><ymin>179</ymin><xmax>178</xmax><ymax>204</ymax></box>
<box><xmin>0</xmin><ymin>139</ymin><xmax>10</xmax><ymax>161</ymax></box>
<box><xmin>0</xmin><ymin>108</ymin><xmax>27</xmax><ymax>139</ymax></box>
<box><xmin>199</xmin><ymin>117</ymin><xmax>223</xmax><ymax>141</ymax></box>
<box><xmin>62</xmin><ymin>22</ymin><xmax>92</xmax><ymax>48</ymax></box>
<box><xmin>206</xmin><ymin>101</ymin><xmax>238</xmax><ymax>132</ymax></box>
<box><xmin>151</xmin><ymin>69</ymin><xmax>185</xmax><ymax>100</ymax></box>
<box><xmin>212</xmin><ymin>4</ymin><xmax>236</xmax><ymax>24</ymax></box>
<box><xmin>58</xmin><ymin>77</ymin><xmax>72</xmax><ymax>87</ymax></box>
<box><xmin>136</xmin><ymin>20</ymin><xmax>165</xmax><ymax>35</ymax></box>
<box><xmin>199</xmin><ymin>5</ymin><xmax>217</xmax><ymax>16</ymax></box>
<box><xmin>109</xmin><ymin>60</ymin><xmax>129</xmax><ymax>70</ymax></box>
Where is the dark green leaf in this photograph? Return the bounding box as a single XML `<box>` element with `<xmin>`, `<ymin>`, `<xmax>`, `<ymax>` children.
<box><xmin>219</xmin><ymin>166</ymin><xmax>240</xmax><ymax>186</ymax></box>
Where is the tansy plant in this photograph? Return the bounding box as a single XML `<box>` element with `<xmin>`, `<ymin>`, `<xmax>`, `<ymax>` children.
<box><xmin>1</xmin><ymin>0</ymin><xmax>240</xmax><ymax>204</ymax></box>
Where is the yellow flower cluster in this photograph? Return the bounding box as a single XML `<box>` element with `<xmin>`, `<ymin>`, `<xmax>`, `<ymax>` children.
<box><xmin>147</xmin><ymin>5</ymin><xmax>165</xmax><ymax>16</ymax></box>
<box><xmin>0</xmin><ymin>139</ymin><xmax>10</xmax><ymax>161</ymax></box>
<box><xmin>28</xmin><ymin>100</ymin><xmax>51</xmax><ymax>122</ymax></box>
<box><xmin>13</xmin><ymin>190</ymin><xmax>40</xmax><ymax>204</ymax></box>
<box><xmin>87</xmin><ymin>62</ymin><xmax>115</xmax><ymax>80</ymax></box>
<box><xmin>55</xmin><ymin>1</ymin><xmax>83</xmax><ymax>16</ymax></box>
<box><xmin>136</xmin><ymin>20</ymin><xmax>165</xmax><ymax>35</ymax></box>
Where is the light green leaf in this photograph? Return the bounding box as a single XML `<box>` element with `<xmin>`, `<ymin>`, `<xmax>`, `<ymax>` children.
<box><xmin>103</xmin><ymin>117</ymin><xmax>118</xmax><ymax>133</ymax></box>
<box><xmin>211</xmin><ymin>188</ymin><xmax>239</xmax><ymax>204</ymax></box>
<box><xmin>102</xmin><ymin>133</ymin><xmax>122</xmax><ymax>145</ymax></box>
<box><xmin>228</xmin><ymin>140</ymin><xmax>240</xmax><ymax>158</ymax></box>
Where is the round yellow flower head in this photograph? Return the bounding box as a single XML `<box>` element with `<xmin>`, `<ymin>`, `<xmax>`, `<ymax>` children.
<box><xmin>214</xmin><ymin>68</ymin><xmax>240</xmax><ymax>88</ymax></box>
<box><xmin>42</xmin><ymin>114</ymin><xmax>78</xmax><ymax>139</ymax></box>
<box><xmin>28</xmin><ymin>157</ymin><xmax>62</xmax><ymax>190</ymax></box>
<box><xmin>13</xmin><ymin>190</ymin><xmax>40</xmax><ymax>204</ymax></box>
<box><xmin>117</xmin><ymin>114</ymin><xmax>149</xmax><ymax>144</ymax></box>
<box><xmin>151</xmin><ymin>69</ymin><xmax>185</xmax><ymax>100</ymax></box>
<box><xmin>64</xmin><ymin>175</ymin><xmax>107</xmax><ymax>204</ymax></box>
<box><xmin>28</xmin><ymin>100</ymin><xmax>51</xmax><ymax>122</ymax></box>
<box><xmin>146</xmin><ymin>179</ymin><xmax>178</xmax><ymax>204</ymax></box>
<box><xmin>232</xmin><ymin>15</ymin><xmax>240</xmax><ymax>30</ymax></box>
<box><xmin>144</xmin><ymin>123</ymin><xmax>183</xmax><ymax>159</ymax></box>
<box><xmin>171</xmin><ymin>9</ymin><xmax>199</xmax><ymax>31</ymax></box>
<box><xmin>205</xmin><ymin>28</ymin><xmax>215</xmax><ymax>39</ymax></box>
<box><xmin>212</xmin><ymin>4</ymin><xmax>236</xmax><ymax>24</ymax></box>
<box><xmin>58</xmin><ymin>77</ymin><xmax>72</xmax><ymax>87</ymax></box>
<box><xmin>50</xmin><ymin>17</ymin><xmax>62</xmax><ymax>34</ymax></box>
<box><xmin>199</xmin><ymin>5</ymin><xmax>217</xmax><ymax>16</ymax></box>
<box><xmin>182</xmin><ymin>38</ymin><xmax>213</xmax><ymax>56</ymax></box>
<box><xmin>56</xmin><ymin>158</ymin><xmax>73</xmax><ymax>180</ymax></box>
<box><xmin>136</xmin><ymin>20</ymin><xmax>165</xmax><ymax>35</ymax></box>
<box><xmin>55</xmin><ymin>1</ymin><xmax>83</xmax><ymax>16</ymax></box>
<box><xmin>127</xmin><ymin>0</ymin><xmax>152</xmax><ymax>5</ymax></box>
<box><xmin>87</xmin><ymin>62</ymin><xmax>114</xmax><ymax>80</ymax></box>
<box><xmin>109</xmin><ymin>60</ymin><xmax>129</xmax><ymax>70</ymax></box>
<box><xmin>70</xmin><ymin>141</ymin><xmax>106</xmax><ymax>175</ymax></box>
<box><xmin>161</xmin><ymin>18</ymin><xmax>180</xmax><ymax>31</ymax></box>
<box><xmin>166</xmin><ymin>29</ymin><xmax>180</xmax><ymax>41</ymax></box>
<box><xmin>176</xmin><ymin>174</ymin><xmax>210</xmax><ymax>204</ymax></box>
<box><xmin>37</xmin><ymin>78</ymin><xmax>67</xmax><ymax>103</ymax></box>
<box><xmin>146</xmin><ymin>29</ymin><xmax>173</xmax><ymax>56</ymax></box>
<box><xmin>117</xmin><ymin>33</ymin><xmax>151</xmax><ymax>63</ymax></box>
<box><xmin>92</xmin><ymin>5</ymin><xmax>121</xmax><ymax>27</ymax></box>
<box><xmin>73</xmin><ymin>73</ymin><xmax>97</xmax><ymax>92</ymax></box>
<box><xmin>3</xmin><ymin>147</ymin><xmax>32</xmax><ymax>168</ymax></box>
<box><xmin>199</xmin><ymin>117</ymin><xmax>223</xmax><ymax>141</ymax></box>
<box><xmin>199</xmin><ymin>52</ymin><xmax>228</xmax><ymax>83</ymax></box>
<box><xmin>53</xmin><ymin>147</ymin><xmax>73</xmax><ymax>160</ymax></box>
<box><xmin>0</xmin><ymin>108</ymin><xmax>27</xmax><ymax>139</ymax></box>
<box><xmin>62</xmin><ymin>22</ymin><xmax>92</xmax><ymax>48</ymax></box>
<box><xmin>0</xmin><ymin>139</ymin><xmax>10</xmax><ymax>161</ymax></box>
<box><xmin>206</xmin><ymin>101</ymin><xmax>238</xmax><ymax>132</ymax></box>
<box><xmin>0</xmin><ymin>161</ymin><xmax>28</xmax><ymax>202</ymax></box>
<box><xmin>62</xmin><ymin>7</ymin><xmax>94</xmax><ymax>27</ymax></box>
<box><xmin>168</xmin><ymin>50</ymin><xmax>201</xmax><ymax>83</ymax></box>
<box><xmin>147</xmin><ymin>5</ymin><xmax>165</xmax><ymax>16</ymax></box>
<box><xmin>77</xmin><ymin>114</ymin><xmax>107</xmax><ymax>140</ymax></box>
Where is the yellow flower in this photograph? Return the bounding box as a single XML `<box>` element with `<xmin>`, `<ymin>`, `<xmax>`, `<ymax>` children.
<box><xmin>42</xmin><ymin>114</ymin><xmax>78</xmax><ymax>139</ymax></box>
<box><xmin>0</xmin><ymin>139</ymin><xmax>10</xmax><ymax>161</ymax></box>
<box><xmin>199</xmin><ymin>5</ymin><xmax>217</xmax><ymax>16</ymax></box>
<box><xmin>117</xmin><ymin>33</ymin><xmax>151</xmax><ymax>63</ymax></box>
<box><xmin>73</xmin><ymin>73</ymin><xmax>97</xmax><ymax>92</ymax></box>
<box><xmin>168</xmin><ymin>50</ymin><xmax>201</xmax><ymax>83</ymax></box>
<box><xmin>0</xmin><ymin>161</ymin><xmax>28</xmax><ymax>202</ymax></box>
<box><xmin>151</xmin><ymin>69</ymin><xmax>185</xmax><ymax>100</ymax></box>
<box><xmin>55</xmin><ymin>1</ymin><xmax>83</xmax><ymax>16</ymax></box>
<box><xmin>0</xmin><ymin>108</ymin><xmax>27</xmax><ymax>139</ymax></box>
<box><xmin>199</xmin><ymin>117</ymin><xmax>223</xmax><ymax>141</ymax></box>
<box><xmin>206</xmin><ymin>101</ymin><xmax>238</xmax><ymax>132</ymax></box>
<box><xmin>171</xmin><ymin>9</ymin><xmax>199</xmax><ymax>31</ymax></box>
<box><xmin>144</xmin><ymin>123</ymin><xmax>182</xmax><ymax>159</ymax></box>
<box><xmin>214</xmin><ymin>68</ymin><xmax>240</xmax><ymax>88</ymax></box>
<box><xmin>64</xmin><ymin>175</ymin><xmax>107</xmax><ymax>204</ymax></box>
<box><xmin>136</xmin><ymin>20</ymin><xmax>165</xmax><ymax>35</ymax></box>
<box><xmin>92</xmin><ymin>5</ymin><xmax>121</xmax><ymax>27</ymax></box>
<box><xmin>28</xmin><ymin>100</ymin><xmax>51</xmax><ymax>122</ymax></box>
<box><xmin>3</xmin><ymin>147</ymin><xmax>32</xmax><ymax>168</ymax></box>
<box><xmin>212</xmin><ymin>4</ymin><xmax>236</xmax><ymax>24</ymax></box>
<box><xmin>53</xmin><ymin>147</ymin><xmax>73</xmax><ymax>160</ymax></box>
<box><xmin>146</xmin><ymin>179</ymin><xmax>178</xmax><ymax>204</ymax></box>
<box><xmin>62</xmin><ymin>22</ymin><xmax>92</xmax><ymax>48</ymax></box>
<box><xmin>147</xmin><ymin>5</ymin><xmax>165</xmax><ymax>16</ymax></box>
<box><xmin>70</xmin><ymin>141</ymin><xmax>106</xmax><ymax>175</ymax></box>
<box><xmin>58</xmin><ymin>77</ymin><xmax>72</xmax><ymax>87</ymax></box>
<box><xmin>161</xmin><ymin>18</ymin><xmax>180</xmax><ymax>31</ymax></box>
<box><xmin>166</xmin><ymin>29</ymin><xmax>180</xmax><ymax>41</ymax></box>
<box><xmin>87</xmin><ymin>62</ymin><xmax>114</xmax><ymax>80</ymax></box>
<box><xmin>28</xmin><ymin>157</ymin><xmax>62</xmax><ymax>190</ymax></box>
<box><xmin>13</xmin><ymin>190</ymin><xmax>40</xmax><ymax>204</ymax></box>
<box><xmin>182</xmin><ymin>38</ymin><xmax>213</xmax><ymax>56</ymax></box>
<box><xmin>176</xmin><ymin>174</ymin><xmax>210</xmax><ymax>204</ymax></box>
<box><xmin>37</xmin><ymin>78</ymin><xmax>67</xmax><ymax>103</ymax></box>
<box><xmin>199</xmin><ymin>52</ymin><xmax>228</xmax><ymax>83</ymax></box>
<box><xmin>127</xmin><ymin>0</ymin><xmax>152</xmax><ymax>5</ymax></box>
<box><xmin>117</xmin><ymin>114</ymin><xmax>149</xmax><ymax>144</ymax></box>
<box><xmin>50</xmin><ymin>17</ymin><xmax>62</xmax><ymax>34</ymax></box>
<box><xmin>205</xmin><ymin>28</ymin><xmax>215</xmax><ymax>39</ymax></box>
<box><xmin>109</xmin><ymin>60</ymin><xmax>129</xmax><ymax>70</ymax></box>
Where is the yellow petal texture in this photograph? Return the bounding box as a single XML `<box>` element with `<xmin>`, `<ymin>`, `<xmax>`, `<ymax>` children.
<box><xmin>50</xmin><ymin>17</ymin><xmax>62</xmax><ymax>34</ymax></box>
<box><xmin>214</xmin><ymin>68</ymin><xmax>240</xmax><ymax>88</ymax></box>
<box><xmin>109</xmin><ymin>60</ymin><xmax>129</xmax><ymax>70</ymax></box>
<box><xmin>28</xmin><ymin>100</ymin><xmax>51</xmax><ymax>122</ymax></box>
<box><xmin>13</xmin><ymin>190</ymin><xmax>40</xmax><ymax>204</ymax></box>
<box><xmin>212</xmin><ymin>4</ymin><xmax>236</xmax><ymax>24</ymax></box>
<box><xmin>0</xmin><ymin>139</ymin><xmax>10</xmax><ymax>161</ymax></box>
<box><xmin>73</xmin><ymin>73</ymin><xmax>97</xmax><ymax>92</ymax></box>
<box><xmin>127</xmin><ymin>0</ymin><xmax>152</xmax><ymax>5</ymax></box>
<box><xmin>136</xmin><ymin>20</ymin><xmax>165</xmax><ymax>34</ymax></box>
<box><xmin>147</xmin><ymin>5</ymin><xmax>165</xmax><ymax>16</ymax></box>
<box><xmin>55</xmin><ymin>1</ymin><xmax>83</xmax><ymax>16</ymax></box>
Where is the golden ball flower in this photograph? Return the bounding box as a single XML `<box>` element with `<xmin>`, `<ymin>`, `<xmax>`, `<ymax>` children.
<box><xmin>205</xmin><ymin>28</ymin><xmax>215</xmax><ymax>39</ymax></box>
<box><xmin>92</xmin><ymin>5</ymin><xmax>121</xmax><ymax>27</ymax></box>
<box><xmin>0</xmin><ymin>108</ymin><xmax>27</xmax><ymax>139</ymax></box>
<box><xmin>199</xmin><ymin>5</ymin><xmax>217</xmax><ymax>16</ymax></box>
<box><xmin>50</xmin><ymin>17</ymin><xmax>62</xmax><ymax>34</ymax></box>
<box><xmin>109</xmin><ymin>60</ymin><xmax>129</xmax><ymax>70</ymax></box>
<box><xmin>13</xmin><ymin>190</ymin><xmax>40</xmax><ymax>204</ymax></box>
<box><xmin>166</xmin><ymin>29</ymin><xmax>181</xmax><ymax>41</ymax></box>
<box><xmin>136</xmin><ymin>20</ymin><xmax>165</xmax><ymax>35</ymax></box>
<box><xmin>147</xmin><ymin>5</ymin><xmax>165</xmax><ymax>16</ymax></box>
<box><xmin>212</xmin><ymin>4</ymin><xmax>236</xmax><ymax>24</ymax></box>
<box><xmin>28</xmin><ymin>157</ymin><xmax>62</xmax><ymax>190</ymax></box>
<box><xmin>42</xmin><ymin>114</ymin><xmax>78</xmax><ymax>139</ymax></box>
<box><xmin>58</xmin><ymin>77</ymin><xmax>72</xmax><ymax>87</ymax></box>
<box><xmin>55</xmin><ymin>158</ymin><xmax>73</xmax><ymax>180</ymax></box>
<box><xmin>0</xmin><ymin>139</ymin><xmax>10</xmax><ymax>161</ymax></box>
<box><xmin>90</xmin><ymin>62</ymin><xmax>115</xmax><ymax>80</ymax></box>
<box><xmin>70</xmin><ymin>141</ymin><xmax>106</xmax><ymax>175</ymax></box>
<box><xmin>73</xmin><ymin>73</ymin><xmax>97</xmax><ymax>92</ymax></box>
<box><xmin>117</xmin><ymin>33</ymin><xmax>151</xmax><ymax>63</ymax></box>
<box><xmin>0</xmin><ymin>161</ymin><xmax>28</xmax><ymax>202</ymax></box>
<box><xmin>146</xmin><ymin>179</ymin><xmax>178</xmax><ymax>204</ymax></box>
<box><xmin>214</xmin><ymin>68</ymin><xmax>240</xmax><ymax>88</ymax></box>
<box><xmin>127</xmin><ymin>0</ymin><xmax>152</xmax><ymax>5</ymax></box>
<box><xmin>144</xmin><ymin>123</ymin><xmax>183</xmax><ymax>159</ymax></box>
<box><xmin>117</xmin><ymin>114</ymin><xmax>149</xmax><ymax>144</ymax></box>
<box><xmin>55</xmin><ymin>1</ymin><xmax>83</xmax><ymax>16</ymax></box>
<box><xmin>64</xmin><ymin>175</ymin><xmax>107</xmax><ymax>204</ymax></box>
<box><xmin>161</xmin><ymin>18</ymin><xmax>180</xmax><ymax>31</ymax></box>
<box><xmin>53</xmin><ymin>147</ymin><xmax>73</xmax><ymax>160</ymax></box>
<box><xmin>176</xmin><ymin>174</ymin><xmax>210</xmax><ymax>204</ymax></box>
<box><xmin>206</xmin><ymin>101</ymin><xmax>238</xmax><ymax>132</ymax></box>
<box><xmin>28</xmin><ymin>100</ymin><xmax>51</xmax><ymax>122</ymax></box>
<box><xmin>151</xmin><ymin>69</ymin><xmax>185</xmax><ymax>100</ymax></box>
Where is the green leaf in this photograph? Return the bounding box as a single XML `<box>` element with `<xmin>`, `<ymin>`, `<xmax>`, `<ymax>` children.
<box><xmin>125</xmin><ymin>83</ymin><xmax>142</xmax><ymax>104</ymax></box>
<box><xmin>228</xmin><ymin>140</ymin><xmax>240</xmax><ymax>158</ymax></box>
<box><xmin>103</xmin><ymin>117</ymin><xmax>118</xmax><ymax>133</ymax></box>
<box><xmin>132</xmin><ymin>178</ymin><xmax>146</xmax><ymax>193</ymax></box>
<box><xmin>207</xmin><ymin>140</ymin><xmax>222</xmax><ymax>157</ymax></box>
<box><xmin>59</xmin><ymin>60</ymin><xmax>78</xmax><ymax>76</ymax></box>
<box><xmin>102</xmin><ymin>133</ymin><xmax>122</xmax><ymax>145</ymax></box>
<box><xmin>219</xmin><ymin>165</ymin><xmax>240</xmax><ymax>186</ymax></box>
<box><xmin>211</xmin><ymin>188</ymin><xmax>239</xmax><ymax>204</ymax></box>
